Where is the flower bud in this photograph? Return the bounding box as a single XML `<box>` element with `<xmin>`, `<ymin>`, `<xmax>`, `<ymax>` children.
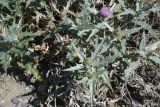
<box><xmin>99</xmin><ymin>6</ymin><xmax>112</xmax><ymax>16</ymax></box>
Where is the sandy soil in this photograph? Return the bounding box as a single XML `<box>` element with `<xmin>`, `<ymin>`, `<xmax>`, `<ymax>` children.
<box><xmin>0</xmin><ymin>74</ymin><xmax>34</xmax><ymax>107</ymax></box>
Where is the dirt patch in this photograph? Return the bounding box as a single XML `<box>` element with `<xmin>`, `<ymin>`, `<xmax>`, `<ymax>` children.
<box><xmin>0</xmin><ymin>74</ymin><xmax>34</xmax><ymax>107</ymax></box>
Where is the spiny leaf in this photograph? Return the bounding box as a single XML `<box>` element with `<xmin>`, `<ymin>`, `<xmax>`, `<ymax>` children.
<box><xmin>139</xmin><ymin>31</ymin><xmax>146</xmax><ymax>51</ymax></box>
<box><xmin>91</xmin><ymin>37</ymin><xmax>106</xmax><ymax>61</ymax></box>
<box><xmin>64</xmin><ymin>0</ymin><xmax>75</xmax><ymax>11</ymax></box>
<box><xmin>87</xmin><ymin>29</ymin><xmax>99</xmax><ymax>41</ymax></box>
<box><xmin>121</xmin><ymin>39</ymin><xmax>126</xmax><ymax>54</ymax></box>
<box><xmin>122</xmin><ymin>27</ymin><xmax>142</xmax><ymax>37</ymax></box>
<box><xmin>112</xmin><ymin>46</ymin><xmax>123</xmax><ymax>57</ymax></box>
<box><xmin>118</xmin><ymin>9</ymin><xmax>136</xmax><ymax>16</ymax></box>
<box><xmin>102</xmin><ymin>21</ymin><xmax>114</xmax><ymax>32</ymax></box>
<box><xmin>89</xmin><ymin>78</ymin><xmax>96</xmax><ymax>103</ymax></box>
<box><xmin>43</xmin><ymin>24</ymin><xmax>72</xmax><ymax>40</ymax></box>
<box><xmin>0</xmin><ymin>0</ymin><xmax>12</xmax><ymax>11</ymax></box>
<box><xmin>97</xmin><ymin>54</ymin><xmax>119</xmax><ymax>68</ymax></box>
<box><xmin>99</xmin><ymin>42</ymin><xmax>112</xmax><ymax>54</ymax></box>
<box><xmin>148</xmin><ymin>56</ymin><xmax>160</xmax><ymax>64</ymax></box>
<box><xmin>25</xmin><ymin>62</ymin><xmax>40</xmax><ymax>80</ymax></box>
<box><xmin>95</xmin><ymin>22</ymin><xmax>107</xmax><ymax>30</ymax></box>
<box><xmin>145</xmin><ymin>41</ymin><xmax>160</xmax><ymax>52</ymax></box>
<box><xmin>26</xmin><ymin>0</ymin><xmax>36</xmax><ymax>8</ymax></box>
<box><xmin>97</xmin><ymin>46</ymin><xmax>122</xmax><ymax>68</ymax></box>
<box><xmin>134</xmin><ymin>20</ymin><xmax>158</xmax><ymax>39</ymax></box>
<box><xmin>117</xmin><ymin>0</ymin><xmax>125</xmax><ymax>8</ymax></box>
<box><xmin>100</xmin><ymin>72</ymin><xmax>113</xmax><ymax>90</ymax></box>
<box><xmin>149</xmin><ymin>5</ymin><xmax>160</xmax><ymax>12</ymax></box>
<box><xmin>0</xmin><ymin>18</ymin><xmax>24</xmax><ymax>43</ymax></box>
<box><xmin>124</xmin><ymin>60</ymin><xmax>140</xmax><ymax>83</ymax></box>
<box><xmin>72</xmin><ymin>44</ymin><xmax>85</xmax><ymax>63</ymax></box>
<box><xmin>0</xmin><ymin>51</ymin><xmax>11</xmax><ymax>71</ymax></box>
<box><xmin>62</xmin><ymin>64</ymin><xmax>84</xmax><ymax>72</ymax></box>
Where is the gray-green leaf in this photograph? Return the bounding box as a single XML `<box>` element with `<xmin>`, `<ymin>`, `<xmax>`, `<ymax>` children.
<box><xmin>148</xmin><ymin>56</ymin><xmax>160</xmax><ymax>64</ymax></box>
<box><xmin>62</xmin><ymin>64</ymin><xmax>84</xmax><ymax>72</ymax></box>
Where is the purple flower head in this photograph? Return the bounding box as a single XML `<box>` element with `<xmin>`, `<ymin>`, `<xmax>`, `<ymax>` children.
<box><xmin>99</xmin><ymin>6</ymin><xmax>112</xmax><ymax>16</ymax></box>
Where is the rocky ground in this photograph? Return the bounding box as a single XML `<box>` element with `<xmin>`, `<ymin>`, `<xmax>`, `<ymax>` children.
<box><xmin>0</xmin><ymin>74</ymin><xmax>34</xmax><ymax>107</ymax></box>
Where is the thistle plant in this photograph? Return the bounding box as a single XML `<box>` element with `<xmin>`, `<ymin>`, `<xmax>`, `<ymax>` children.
<box><xmin>60</xmin><ymin>0</ymin><xmax>160</xmax><ymax>105</ymax></box>
<box><xmin>0</xmin><ymin>0</ymin><xmax>159</xmax><ymax>106</ymax></box>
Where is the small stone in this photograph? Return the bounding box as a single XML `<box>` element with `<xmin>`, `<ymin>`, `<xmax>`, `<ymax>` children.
<box><xmin>11</xmin><ymin>97</ymin><xmax>20</xmax><ymax>104</ymax></box>
<box><xmin>15</xmin><ymin>102</ymin><xmax>25</xmax><ymax>107</ymax></box>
